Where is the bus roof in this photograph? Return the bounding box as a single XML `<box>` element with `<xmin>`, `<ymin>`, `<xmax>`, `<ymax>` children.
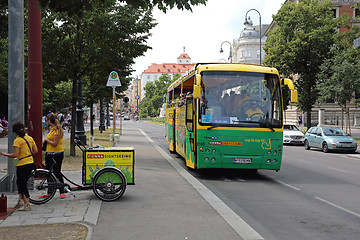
<box><xmin>168</xmin><ymin>63</ymin><xmax>280</xmax><ymax>90</ymax></box>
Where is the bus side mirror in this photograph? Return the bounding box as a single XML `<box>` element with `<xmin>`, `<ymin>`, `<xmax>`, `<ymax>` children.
<box><xmin>282</xmin><ymin>78</ymin><xmax>298</xmax><ymax>103</ymax></box>
<box><xmin>193</xmin><ymin>85</ymin><xmax>201</xmax><ymax>99</ymax></box>
<box><xmin>291</xmin><ymin>90</ymin><xmax>298</xmax><ymax>103</ymax></box>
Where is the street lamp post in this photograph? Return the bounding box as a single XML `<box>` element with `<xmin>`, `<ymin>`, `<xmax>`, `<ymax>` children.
<box><xmin>220</xmin><ymin>41</ymin><xmax>233</xmax><ymax>63</ymax></box>
<box><xmin>135</xmin><ymin>76</ymin><xmax>139</xmax><ymax>113</ymax></box>
<box><xmin>75</xmin><ymin>79</ymin><xmax>86</xmax><ymax>144</ymax></box>
<box><xmin>244</xmin><ymin>9</ymin><xmax>262</xmax><ymax>65</ymax></box>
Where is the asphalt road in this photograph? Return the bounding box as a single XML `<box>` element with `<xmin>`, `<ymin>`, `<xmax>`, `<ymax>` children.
<box><xmin>141</xmin><ymin>121</ymin><xmax>360</xmax><ymax>240</ymax></box>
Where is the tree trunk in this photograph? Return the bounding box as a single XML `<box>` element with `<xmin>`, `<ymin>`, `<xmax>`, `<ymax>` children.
<box><xmin>70</xmin><ymin>77</ymin><xmax>77</xmax><ymax>156</ymax></box>
<box><xmin>90</xmin><ymin>102</ymin><xmax>94</xmax><ymax>136</ymax></box>
<box><xmin>306</xmin><ymin>109</ymin><xmax>312</xmax><ymax>129</ymax></box>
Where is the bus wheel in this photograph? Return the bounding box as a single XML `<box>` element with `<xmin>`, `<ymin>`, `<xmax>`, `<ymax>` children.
<box><xmin>322</xmin><ymin>142</ymin><xmax>329</xmax><ymax>153</ymax></box>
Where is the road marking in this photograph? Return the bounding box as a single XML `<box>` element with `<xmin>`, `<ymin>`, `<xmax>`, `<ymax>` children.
<box><xmin>274</xmin><ymin>179</ymin><xmax>301</xmax><ymax>191</ymax></box>
<box><xmin>222</xmin><ymin>177</ymin><xmax>232</xmax><ymax>182</ymax></box>
<box><xmin>327</xmin><ymin>167</ymin><xmax>350</xmax><ymax>173</ymax></box>
<box><xmin>296</xmin><ymin>159</ymin><xmax>314</xmax><ymax>164</ymax></box>
<box><xmin>139</xmin><ymin>129</ymin><xmax>265</xmax><ymax>240</ymax></box>
<box><xmin>234</xmin><ymin>177</ymin><xmax>246</xmax><ymax>182</ymax></box>
<box><xmin>315</xmin><ymin>197</ymin><xmax>360</xmax><ymax>219</ymax></box>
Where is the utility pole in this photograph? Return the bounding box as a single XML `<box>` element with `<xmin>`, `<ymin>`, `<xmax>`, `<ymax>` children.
<box><xmin>27</xmin><ymin>0</ymin><xmax>43</xmax><ymax>168</ymax></box>
<box><xmin>5</xmin><ymin>0</ymin><xmax>24</xmax><ymax>192</ymax></box>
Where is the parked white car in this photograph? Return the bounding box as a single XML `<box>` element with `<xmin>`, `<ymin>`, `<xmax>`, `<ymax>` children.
<box><xmin>283</xmin><ymin>124</ymin><xmax>304</xmax><ymax>145</ymax></box>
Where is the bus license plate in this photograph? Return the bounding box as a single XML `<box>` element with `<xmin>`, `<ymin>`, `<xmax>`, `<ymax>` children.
<box><xmin>233</xmin><ymin>158</ymin><xmax>251</xmax><ymax>164</ymax></box>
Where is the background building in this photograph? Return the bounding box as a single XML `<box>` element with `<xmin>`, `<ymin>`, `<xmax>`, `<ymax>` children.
<box><xmin>232</xmin><ymin>17</ymin><xmax>269</xmax><ymax>65</ymax></box>
<box><xmin>131</xmin><ymin>49</ymin><xmax>195</xmax><ymax>112</ymax></box>
<box><xmin>139</xmin><ymin>50</ymin><xmax>194</xmax><ymax>99</ymax></box>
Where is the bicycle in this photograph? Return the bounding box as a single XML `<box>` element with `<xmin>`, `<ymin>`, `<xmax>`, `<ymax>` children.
<box><xmin>25</xmin><ymin>139</ymin><xmax>133</xmax><ymax>204</ymax></box>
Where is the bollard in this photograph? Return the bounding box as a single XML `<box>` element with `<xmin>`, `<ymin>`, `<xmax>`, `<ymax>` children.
<box><xmin>0</xmin><ymin>193</ymin><xmax>7</xmax><ymax>213</ymax></box>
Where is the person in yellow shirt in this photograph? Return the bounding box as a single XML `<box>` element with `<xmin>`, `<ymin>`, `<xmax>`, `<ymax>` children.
<box><xmin>246</xmin><ymin>101</ymin><xmax>264</xmax><ymax>120</ymax></box>
<box><xmin>1</xmin><ymin>121</ymin><xmax>38</xmax><ymax>211</ymax></box>
<box><xmin>42</xmin><ymin>113</ymin><xmax>65</xmax><ymax>199</ymax></box>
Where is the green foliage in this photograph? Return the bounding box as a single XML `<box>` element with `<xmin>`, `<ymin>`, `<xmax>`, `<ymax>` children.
<box><xmin>140</xmin><ymin>73</ymin><xmax>179</xmax><ymax>116</ymax></box>
<box><xmin>317</xmin><ymin>45</ymin><xmax>360</xmax><ymax>107</ymax></box>
<box><xmin>0</xmin><ymin>38</ymin><xmax>7</xmax><ymax>95</ymax></box>
<box><xmin>0</xmin><ymin>1</ymin><xmax>7</xmax><ymax>38</ymax></box>
<box><xmin>36</xmin><ymin>0</ymin><xmax>207</xmax><ymax>16</ymax></box>
<box><xmin>42</xmin><ymin>3</ymin><xmax>156</xmax><ymax>106</ymax></box>
<box><xmin>263</xmin><ymin>0</ymin><xmax>351</xmax><ymax>126</ymax></box>
<box><xmin>53</xmin><ymin>81</ymin><xmax>73</xmax><ymax>108</ymax></box>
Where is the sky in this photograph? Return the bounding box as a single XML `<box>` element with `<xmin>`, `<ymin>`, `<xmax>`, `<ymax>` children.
<box><xmin>131</xmin><ymin>0</ymin><xmax>285</xmax><ymax>78</ymax></box>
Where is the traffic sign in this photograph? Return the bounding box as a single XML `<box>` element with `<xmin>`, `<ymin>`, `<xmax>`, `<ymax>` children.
<box><xmin>106</xmin><ymin>71</ymin><xmax>121</xmax><ymax>87</ymax></box>
<box><xmin>135</xmin><ymin>95</ymin><xmax>140</xmax><ymax>100</ymax></box>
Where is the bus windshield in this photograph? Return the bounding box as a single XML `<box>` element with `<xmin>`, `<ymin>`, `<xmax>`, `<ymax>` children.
<box><xmin>199</xmin><ymin>71</ymin><xmax>282</xmax><ymax>128</ymax></box>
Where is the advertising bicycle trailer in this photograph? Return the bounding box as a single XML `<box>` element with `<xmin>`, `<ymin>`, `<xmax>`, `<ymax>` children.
<box><xmin>83</xmin><ymin>147</ymin><xmax>135</xmax><ymax>185</ymax></box>
<box><xmin>27</xmin><ymin>141</ymin><xmax>135</xmax><ymax>204</ymax></box>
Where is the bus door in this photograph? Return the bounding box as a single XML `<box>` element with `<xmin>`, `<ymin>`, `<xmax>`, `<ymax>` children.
<box><xmin>166</xmin><ymin>89</ymin><xmax>176</xmax><ymax>153</ymax></box>
<box><xmin>169</xmin><ymin>108</ymin><xmax>176</xmax><ymax>153</ymax></box>
<box><xmin>184</xmin><ymin>95</ymin><xmax>196</xmax><ymax>168</ymax></box>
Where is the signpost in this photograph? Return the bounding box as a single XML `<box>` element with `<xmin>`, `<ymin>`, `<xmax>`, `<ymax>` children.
<box><xmin>107</xmin><ymin>71</ymin><xmax>121</xmax><ymax>146</ymax></box>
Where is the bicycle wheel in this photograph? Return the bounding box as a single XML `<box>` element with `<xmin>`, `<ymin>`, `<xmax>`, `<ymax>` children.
<box><xmin>27</xmin><ymin>169</ymin><xmax>57</xmax><ymax>205</ymax></box>
<box><xmin>92</xmin><ymin>167</ymin><xmax>126</xmax><ymax>201</ymax></box>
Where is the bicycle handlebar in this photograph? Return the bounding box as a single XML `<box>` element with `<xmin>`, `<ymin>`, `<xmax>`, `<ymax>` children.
<box><xmin>74</xmin><ymin>138</ymin><xmax>86</xmax><ymax>152</ymax></box>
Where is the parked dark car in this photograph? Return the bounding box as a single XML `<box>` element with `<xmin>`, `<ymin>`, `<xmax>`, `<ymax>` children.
<box><xmin>304</xmin><ymin>126</ymin><xmax>357</xmax><ymax>153</ymax></box>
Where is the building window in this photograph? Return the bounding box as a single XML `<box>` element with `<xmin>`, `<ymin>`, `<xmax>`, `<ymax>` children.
<box><xmin>147</xmin><ymin>75</ymin><xmax>150</xmax><ymax>80</ymax></box>
<box><xmin>355</xmin><ymin>8</ymin><xmax>360</xmax><ymax>17</ymax></box>
<box><xmin>331</xmin><ymin>9</ymin><xmax>336</xmax><ymax>18</ymax></box>
<box><xmin>355</xmin><ymin>37</ymin><xmax>360</xmax><ymax>49</ymax></box>
<box><xmin>332</xmin><ymin>8</ymin><xmax>339</xmax><ymax>18</ymax></box>
<box><xmin>257</xmin><ymin>50</ymin><xmax>260</xmax><ymax>58</ymax></box>
<box><xmin>248</xmin><ymin>51</ymin><xmax>251</xmax><ymax>58</ymax></box>
<box><xmin>154</xmin><ymin>75</ymin><xmax>158</xmax><ymax>80</ymax></box>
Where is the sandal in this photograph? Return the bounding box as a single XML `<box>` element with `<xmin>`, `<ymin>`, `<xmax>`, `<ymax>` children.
<box><xmin>18</xmin><ymin>203</ymin><xmax>31</xmax><ymax>211</ymax></box>
<box><xmin>14</xmin><ymin>199</ymin><xmax>24</xmax><ymax>209</ymax></box>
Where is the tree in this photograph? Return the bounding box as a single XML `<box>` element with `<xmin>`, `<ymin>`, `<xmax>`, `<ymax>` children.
<box><xmin>141</xmin><ymin>73</ymin><xmax>179</xmax><ymax>117</ymax></box>
<box><xmin>263</xmin><ymin>0</ymin><xmax>349</xmax><ymax>128</ymax></box>
<box><xmin>317</xmin><ymin>45</ymin><xmax>360</xmax><ymax>133</ymax></box>
<box><xmin>36</xmin><ymin>0</ymin><xmax>207</xmax><ymax>16</ymax></box>
<box><xmin>41</xmin><ymin>3</ymin><xmax>156</xmax><ymax>155</ymax></box>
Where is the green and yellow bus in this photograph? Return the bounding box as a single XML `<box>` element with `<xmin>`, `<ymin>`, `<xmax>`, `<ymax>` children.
<box><xmin>165</xmin><ymin>63</ymin><xmax>297</xmax><ymax>171</ymax></box>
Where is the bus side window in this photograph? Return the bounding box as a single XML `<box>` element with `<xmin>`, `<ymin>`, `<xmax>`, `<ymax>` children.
<box><xmin>186</xmin><ymin>96</ymin><xmax>193</xmax><ymax>132</ymax></box>
<box><xmin>167</xmin><ymin>91</ymin><xmax>173</xmax><ymax>108</ymax></box>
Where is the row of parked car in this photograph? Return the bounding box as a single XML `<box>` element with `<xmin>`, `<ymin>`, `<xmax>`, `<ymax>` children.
<box><xmin>283</xmin><ymin>124</ymin><xmax>358</xmax><ymax>153</ymax></box>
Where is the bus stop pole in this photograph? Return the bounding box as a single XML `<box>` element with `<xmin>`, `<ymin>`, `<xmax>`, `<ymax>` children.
<box><xmin>113</xmin><ymin>86</ymin><xmax>116</xmax><ymax>147</ymax></box>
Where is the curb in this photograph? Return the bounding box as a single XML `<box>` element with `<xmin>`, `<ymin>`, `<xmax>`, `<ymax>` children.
<box><xmin>76</xmin><ymin>222</ymin><xmax>94</xmax><ymax>240</ymax></box>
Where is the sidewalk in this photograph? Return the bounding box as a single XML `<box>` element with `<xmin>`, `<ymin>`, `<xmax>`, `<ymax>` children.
<box><xmin>0</xmin><ymin>170</ymin><xmax>101</xmax><ymax>226</ymax></box>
